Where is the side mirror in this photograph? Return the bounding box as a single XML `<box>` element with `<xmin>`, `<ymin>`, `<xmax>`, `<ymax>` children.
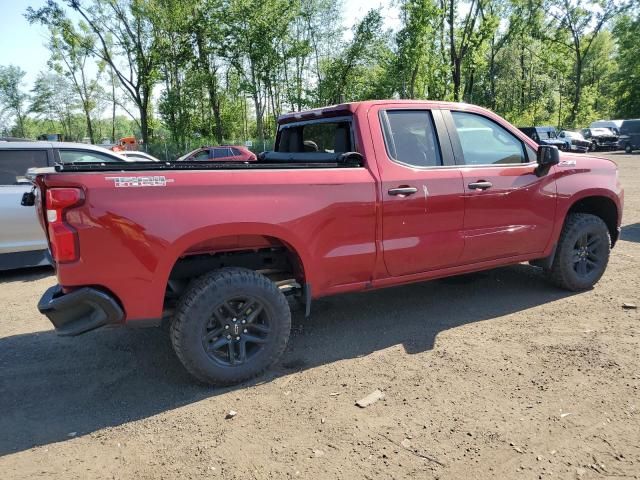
<box><xmin>337</xmin><ymin>151</ymin><xmax>364</xmax><ymax>167</ymax></box>
<box><xmin>535</xmin><ymin>145</ymin><xmax>560</xmax><ymax>177</ymax></box>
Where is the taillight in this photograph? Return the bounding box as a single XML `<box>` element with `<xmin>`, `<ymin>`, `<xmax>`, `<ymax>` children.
<box><xmin>45</xmin><ymin>188</ymin><xmax>84</xmax><ymax>263</ymax></box>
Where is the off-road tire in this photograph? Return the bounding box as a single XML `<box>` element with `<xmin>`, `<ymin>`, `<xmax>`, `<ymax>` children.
<box><xmin>170</xmin><ymin>267</ymin><xmax>291</xmax><ymax>385</ymax></box>
<box><xmin>546</xmin><ymin>213</ymin><xmax>610</xmax><ymax>291</ymax></box>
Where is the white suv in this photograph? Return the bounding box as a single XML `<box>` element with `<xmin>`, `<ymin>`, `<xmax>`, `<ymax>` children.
<box><xmin>0</xmin><ymin>142</ymin><xmax>126</xmax><ymax>270</ymax></box>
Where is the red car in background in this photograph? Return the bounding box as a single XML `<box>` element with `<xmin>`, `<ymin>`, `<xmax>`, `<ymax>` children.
<box><xmin>177</xmin><ymin>145</ymin><xmax>257</xmax><ymax>162</ymax></box>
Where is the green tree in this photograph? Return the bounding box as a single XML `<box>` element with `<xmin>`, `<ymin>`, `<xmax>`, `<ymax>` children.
<box><xmin>0</xmin><ymin>65</ymin><xmax>29</xmax><ymax>137</ymax></box>
<box><xmin>320</xmin><ymin>9</ymin><xmax>393</xmax><ymax>103</ymax></box>
<box><xmin>546</xmin><ymin>0</ymin><xmax>627</xmax><ymax>126</ymax></box>
<box><xmin>27</xmin><ymin>0</ymin><xmax>160</xmax><ymax>145</ymax></box>
<box><xmin>30</xmin><ymin>71</ymin><xmax>78</xmax><ymax>138</ymax></box>
<box><xmin>613</xmin><ymin>12</ymin><xmax>640</xmax><ymax>118</ymax></box>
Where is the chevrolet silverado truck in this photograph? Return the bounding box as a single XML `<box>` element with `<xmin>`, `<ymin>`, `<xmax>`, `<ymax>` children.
<box><xmin>29</xmin><ymin>100</ymin><xmax>624</xmax><ymax>385</ymax></box>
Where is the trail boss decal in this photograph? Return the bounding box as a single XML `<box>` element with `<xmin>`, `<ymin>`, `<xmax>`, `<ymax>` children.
<box><xmin>558</xmin><ymin>160</ymin><xmax>577</xmax><ymax>167</ymax></box>
<box><xmin>106</xmin><ymin>176</ymin><xmax>175</xmax><ymax>188</ymax></box>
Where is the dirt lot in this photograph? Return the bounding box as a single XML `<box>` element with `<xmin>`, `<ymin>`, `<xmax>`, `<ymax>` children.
<box><xmin>1</xmin><ymin>152</ymin><xmax>639</xmax><ymax>480</ymax></box>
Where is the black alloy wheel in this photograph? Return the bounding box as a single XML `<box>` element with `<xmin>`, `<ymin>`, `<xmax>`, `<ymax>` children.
<box><xmin>202</xmin><ymin>295</ymin><xmax>271</xmax><ymax>366</ymax></box>
<box><xmin>545</xmin><ymin>213</ymin><xmax>610</xmax><ymax>291</ymax></box>
<box><xmin>571</xmin><ymin>231</ymin><xmax>605</xmax><ymax>279</ymax></box>
<box><xmin>171</xmin><ymin>267</ymin><xmax>291</xmax><ymax>385</ymax></box>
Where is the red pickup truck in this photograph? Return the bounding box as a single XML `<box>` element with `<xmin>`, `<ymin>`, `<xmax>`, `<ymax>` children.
<box><xmin>31</xmin><ymin>100</ymin><xmax>623</xmax><ymax>385</ymax></box>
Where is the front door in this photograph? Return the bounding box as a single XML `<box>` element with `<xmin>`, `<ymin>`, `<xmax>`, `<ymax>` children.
<box><xmin>371</xmin><ymin>107</ymin><xmax>466</xmax><ymax>276</ymax></box>
<box><xmin>445</xmin><ymin>110</ymin><xmax>557</xmax><ymax>264</ymax></box>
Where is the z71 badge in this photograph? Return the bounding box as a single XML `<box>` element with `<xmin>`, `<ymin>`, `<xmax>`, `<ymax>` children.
<box><xmin>106</xmin><ymin>176</ymin><xmax>174</xmax><ymax>187</ymax></box>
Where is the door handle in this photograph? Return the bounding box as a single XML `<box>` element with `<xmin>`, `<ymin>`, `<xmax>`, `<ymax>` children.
<box><xmin>388</xmin><ymin>186</ymin><xmax>418</xmax><ymax>196</ymax></box>
<box><xmin>468</xmin><ymin>181</ymin><xmax>493</xmax><ymax>190</ymax></box>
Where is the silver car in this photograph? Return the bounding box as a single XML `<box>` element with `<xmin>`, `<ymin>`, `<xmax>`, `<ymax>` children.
<box><xmin>0</xmin><ymin>142</ymin><xmax>127</xmax><ymax>270</ymax></box>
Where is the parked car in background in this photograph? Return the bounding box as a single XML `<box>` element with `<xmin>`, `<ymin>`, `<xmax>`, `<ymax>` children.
<box><xmin>518</xmin><ymin>126</ymin><xmax>567</xmax><ymax>150</ymax></box>
<box><xmin>0</xmin><ymin>142</ymin><xmax>127</xmax><ymax>270</ymax></box>
<box><xmin>118</xmin><ymin>151</ymin><xmax>160</xmax><ymax>162</ymax></box>
<box><xmin>37</xmin><ymin>133</ymin><xmax>65</xmax><ymax>141</ymax></box>
<box><xmin>558</xmin><ymin>131</ymin><xmax>590</xmax><ymax>153</ymax></box>
<box><xmin>618</xmin><ymin>119</ymin><xmax>640</xmax><ymax>153</ymax></box>
<box><xmin>581</xmin><ymin>128</ymin><xmax>619</xmax><ymax>151</ymax></box>
<box><xmin>590</xmin><ymin>120</ymin><xmax>623</xmax><ymax>135</ymax></box>
<box><xmin>177</xmin><ymin>145</ymin><xmax>257</xmax><ymax>162</ymax></box>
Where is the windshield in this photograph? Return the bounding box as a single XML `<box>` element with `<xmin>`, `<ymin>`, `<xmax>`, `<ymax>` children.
<box><xmin>563</xmin><ymin>131</ymin><xmax>584</xmax><ymax>140</ymax></box>
<box><xmin>591</xmin><ymin>128</ymin><xmax>615</xmax><ymax>136</ymax></box>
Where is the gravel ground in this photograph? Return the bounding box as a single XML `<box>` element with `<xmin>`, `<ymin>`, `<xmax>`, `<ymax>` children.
<box><xmin>0</xmin><ymin>152</ymin><xmax>638</xmax><ymax>480</ymax></box>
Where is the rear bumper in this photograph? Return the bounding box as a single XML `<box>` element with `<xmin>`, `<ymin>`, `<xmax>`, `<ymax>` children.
<box><xmin>38</xmin><ymin>285</ymin><xmax>124</xmax><ymax>336</ymax></box>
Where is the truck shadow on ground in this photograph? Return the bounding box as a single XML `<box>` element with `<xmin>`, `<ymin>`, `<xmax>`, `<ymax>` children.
<box><xmin>620</xmin><ymin>223</ymin><xmax>640</xmax><ymax>243</ymax></box>
<box><xmin>0</xmin><ymin>265</ymin><xmax>53</xmax><ymax>285</ymax></box>
<box><xmin>0</xmin><ymin>264</ymin><xmax>575</xmax><ymax>456</ymax></box>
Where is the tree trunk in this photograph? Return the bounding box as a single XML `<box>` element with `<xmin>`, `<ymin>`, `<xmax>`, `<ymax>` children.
<box><xmin>139</xmin><ymin>87</ymin><xmax>150</xmax><ymax>148</ymax></box>
<box><xmin>409</xmin><ymin>65</ymin><xmax>419</xmax><ymax>99</ymax></box>
<box><xmin>569</xmin><ymin>58</ymin><xmax>582</xmax><ymax>127</ymax></box>
<box><xmin>111</xmin><ymin>68</ymin><xmax>116</xmax><ymax>143</ymax></box>
<box><xmin>195</xmin><ymin>31</ymin><xmax>223</xmax><ymax>143</ymax></box>
<box><xmin>452</xmin><ymin>58</ymin><xmax>462</xmax><ymax>101</ymax></box>
<box><xmin>83</xmin><ymin>105</ymin><xmax>95</xmax><ymax>144</ymax></box>
<box><xmin>489</xmin><ymin>41</ymin><xmax>496</xmax><ymax>110</ymax></box>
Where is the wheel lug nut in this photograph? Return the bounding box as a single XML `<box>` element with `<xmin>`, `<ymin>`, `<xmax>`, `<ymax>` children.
<box><xmin>232</xmin><ymin>318</ymin><xmax>237</xmax><ymax>322</ymax></box>
<box><xmin>224</xmin><ymin>325</ymin><xmax>229</xmax><ymax>329</ymax></box>
<box><xmin>226</xmin><ymin>335</ymin><xmax>231</xmax><ymax>339</ymax></box>
<box><xmin>236</xmin><ymin>336</ymin><xmax>240</xmax><ymax>340</ymax></box>
<box><xmin>241</xmin><ymin>320</ymin><xmax>246</xmax><ymax>324</ymax></box>
<box><xmin>243</xmin><ymin>329</ymin><xmax>248</xmax><ymax>333</ymax></box>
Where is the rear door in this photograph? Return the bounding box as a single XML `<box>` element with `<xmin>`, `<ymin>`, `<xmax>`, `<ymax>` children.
<box><xmin>213</xmin><ymin>147</ymin><xmax>234</xmax><ymax>161</ymax></box>
<box><xmin>0</xmin><ymin>148</ymin><xmax>50</xmax><ymax>254</ymax></box>
<box><xmin>444</xmin><ymin>109</ymin><xmax>556</xmax><ymax>263</ymax></box>
<box><xmin>370</xmin><ymin>105</ymin><xmax>466</xmax><ymax>276</ymax></box>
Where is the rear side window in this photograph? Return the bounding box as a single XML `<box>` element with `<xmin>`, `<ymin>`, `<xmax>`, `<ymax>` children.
<box><xmin>59</xmin><ymin>150</ymin><xmax>122</xmax><ymax>163</ymax></box>
<box><xmin>277</xmin><ymin>121</ymin><xmax>352</xmax><ymax>153</ymax></box>
<box><xmin>0</xmin><ymin>149</ymin><xmax>48</xmax><ymax>185</ymax></box>
<box><xmin>452</xmin><ymin>112</ymin><xmax>526</xmax><ymax>165</ymax></box>
<box><xmin>213</xmin><ymin>148</ymin><xmax>232</xmax><ymax>159</ymax></box>
<box><xmin>381</xmin><ymin>110</ymin><xmax>442</xmax><ymax>167</ymax></box>
<box><xmin>231</xmin><ymin>147</ymin><xmax>242</xmax><ymax>156</ymax></box>
<box><xmin>621</xmin><ymin>120</ymin><xmax>640</xmax><ymax>135</ymax></box>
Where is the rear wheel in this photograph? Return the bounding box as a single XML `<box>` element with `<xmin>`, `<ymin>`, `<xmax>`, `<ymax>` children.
<box><xmin>590</xmin><ymin>141</ymin><xmax>598</xmax><ymax>152</ymax></box>
<box><xmin>625</xmin><ymin>143</ymin><xmax>633</xmax><ymax>154</ymax></box>
<box><xmin>545</xmin><ymin>213</ymin><xmax>610</xmax><ymax>291</ymax></box>
<box><xmin>170</xmin><ymin>267</ymin><xmax>291</xmax><ymax>385</ymax></box>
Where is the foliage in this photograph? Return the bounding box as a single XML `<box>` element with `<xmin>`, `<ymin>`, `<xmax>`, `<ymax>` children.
<box><xmin>0</xmin><ymin>0</ymin><xmax>638</xmax><ymax>152</ymax></box>
<box><xmin>0</xmin><ymin>65</ymin><xmax>29</xmax><ymax>137</ymax></box>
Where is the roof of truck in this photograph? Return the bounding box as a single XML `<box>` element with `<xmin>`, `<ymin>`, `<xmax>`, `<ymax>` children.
<box><xmin>277</xmin><ymin>100</ymin><xmax>487</xmax><ymax>124</ymax></box>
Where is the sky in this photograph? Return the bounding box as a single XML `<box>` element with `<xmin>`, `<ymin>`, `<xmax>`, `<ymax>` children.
<box><xmin>0</xmin><ymin>0</ymin><xmax>400</xmax><ymax>91</ymax></box>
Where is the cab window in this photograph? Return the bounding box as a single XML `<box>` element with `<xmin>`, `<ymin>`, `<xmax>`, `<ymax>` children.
<box><xmin>451</xmin><ymin>111</ymin><xmax>527</xmax><ymax>165</ymax></box>
<box><xmin>381</xmin><ymin>110</ymin><xmax>442</xmax><ymax>167</ymax></box>
<box><xmin>277</xmin><ymin>120</ymin><xmax>352</xmax><ymax>153</ymax></box>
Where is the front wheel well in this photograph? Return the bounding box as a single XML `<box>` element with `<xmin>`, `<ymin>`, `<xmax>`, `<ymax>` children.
<box><xmin>566</xmin><ymin>196</ymin><xmax>619</xmax><ymax>246</ymax></box>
